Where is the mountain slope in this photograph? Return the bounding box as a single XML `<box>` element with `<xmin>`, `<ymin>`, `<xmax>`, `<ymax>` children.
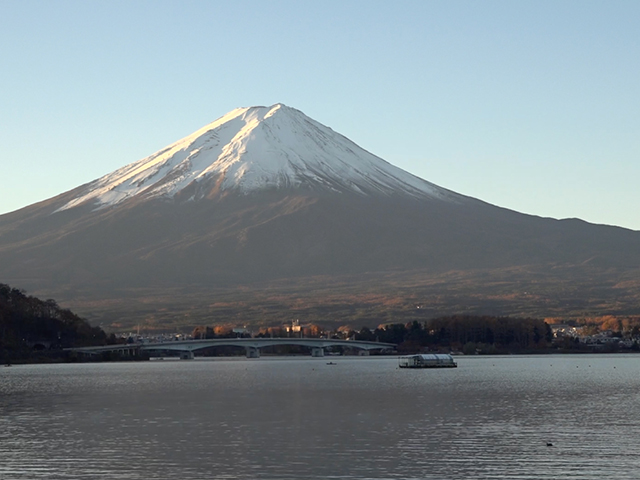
<box><xmin>1</xmin><ymin>103</ymin><xmax>639</xmax><ymax>327</ymax></box>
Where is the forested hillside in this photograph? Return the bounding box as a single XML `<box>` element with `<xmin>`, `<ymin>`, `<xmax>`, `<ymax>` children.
<box><xmin>0</xmin><ymin>283</ymin><xmax>107</xmax><ymax>361</ymax></box>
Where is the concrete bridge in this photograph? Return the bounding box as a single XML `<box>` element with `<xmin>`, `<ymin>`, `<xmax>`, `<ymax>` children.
<box><xmin>66</xmin><ymin>338</ymin><xmax>396</xmax><ymax>359</ymax></box>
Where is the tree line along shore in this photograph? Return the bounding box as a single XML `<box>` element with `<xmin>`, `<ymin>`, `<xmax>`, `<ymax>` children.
<box><xmin>2</xmin><ymin>282</ymin><xmax>639</xmax><ymax>363</ymax></box>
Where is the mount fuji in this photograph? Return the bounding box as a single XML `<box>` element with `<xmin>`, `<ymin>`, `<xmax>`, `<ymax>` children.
<box><xmin>56</xmin><ymin>103</ymin><xmax>460</xmax><ymax>211</ymax></box>
<box><xmin>1</xmin><ymin>104</ymin><xmax>639</xmax><ymax>328</ymax></box>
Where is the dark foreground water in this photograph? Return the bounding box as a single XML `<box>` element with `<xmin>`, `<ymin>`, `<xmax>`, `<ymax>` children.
<box><xmin>1</xmin><ymin>354</ymin><xmax>639</xmax><ymax>479</ymax></box>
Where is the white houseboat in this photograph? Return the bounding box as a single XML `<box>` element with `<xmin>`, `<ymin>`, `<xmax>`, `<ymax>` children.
<box><xmin>398</xmin><ymin>354</ymin><xmax>457</xmax><ymax>368</ymax></box>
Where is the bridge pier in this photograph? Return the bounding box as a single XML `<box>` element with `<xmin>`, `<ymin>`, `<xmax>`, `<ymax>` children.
<box><xmin>246</xmin><ymin>347</ymin><xmax>260</xmax><ymax>358</ymax></box>
<box><xmin>311</xmin><ymin>347</ymin><xmax>325</xmax><ymax>357</ymax></box>
<box><xmin>359</xmin><ymin>350</ymin><xmax>370</xmax><ymax>356</ymax></box>
<box><xmin>180</xmin><ymin>351</ymin><xmax>195</xmax><ymax>360</ymax></box>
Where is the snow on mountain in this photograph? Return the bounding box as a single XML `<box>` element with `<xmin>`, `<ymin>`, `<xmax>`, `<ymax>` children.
<box><xmin>57</xmin><ymin>103</ymin><xmax>459</xmax><ymax>212</ymax></box>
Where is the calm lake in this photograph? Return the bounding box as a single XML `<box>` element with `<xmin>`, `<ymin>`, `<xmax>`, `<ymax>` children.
<box><xmin>1</xmin><ymin>354</ymin><xmax>639</xmax><ymax>479</ymax></box>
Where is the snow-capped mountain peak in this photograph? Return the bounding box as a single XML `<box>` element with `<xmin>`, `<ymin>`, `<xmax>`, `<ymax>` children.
<box><xmin>57</xmin><ymin>103</ymin><xmax>457</xmax><ymax>211</ymax></box>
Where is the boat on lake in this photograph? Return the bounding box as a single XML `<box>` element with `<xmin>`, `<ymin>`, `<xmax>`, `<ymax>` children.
<box><xmin>398</xmin><ymin>354</ymin><xmax>457</xmax><ymax>368</ymax></box>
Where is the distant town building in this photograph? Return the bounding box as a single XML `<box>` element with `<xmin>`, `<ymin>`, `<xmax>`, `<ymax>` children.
<box><xmin>549</xmin><ymin>324</ymin><xmax>579</xmax><ymax>338</ymax></box>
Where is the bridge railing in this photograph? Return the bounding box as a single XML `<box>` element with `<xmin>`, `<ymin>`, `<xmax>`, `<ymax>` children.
<box><xmin>67</xmin><ymin>337</ymin><xmax>397</xmax><ymax>359</ymax></box>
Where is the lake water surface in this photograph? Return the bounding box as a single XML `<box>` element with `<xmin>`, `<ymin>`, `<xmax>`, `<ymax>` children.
<box><xmin>1</xmin><ymin>354</ymin><xmax>639</xmax><ymax>479</ymax></box>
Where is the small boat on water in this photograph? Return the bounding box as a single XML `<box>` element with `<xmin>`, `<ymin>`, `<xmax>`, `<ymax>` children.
<box><xmin>398</xmin><ymin>354</ymin><xmax>457</xmax><ymax>369</ymax></box>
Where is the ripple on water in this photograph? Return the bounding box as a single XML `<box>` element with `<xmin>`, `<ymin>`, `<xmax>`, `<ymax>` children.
<box><xmin>1</xmin><ymin>355</ymin><xmax>640</xmax><ymax>479</ymax></box>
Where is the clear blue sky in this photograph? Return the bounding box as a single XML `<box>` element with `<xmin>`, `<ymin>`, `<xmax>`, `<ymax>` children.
<box><xmin>1</xmin><ymin>0</ymin><xmax>639</xmax><ymax>229</ymax></box>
